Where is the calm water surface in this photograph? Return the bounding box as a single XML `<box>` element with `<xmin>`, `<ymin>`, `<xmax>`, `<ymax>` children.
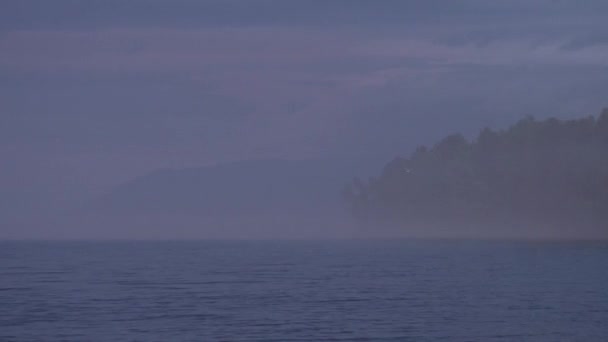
<box><xmin>2</xmin><ymin>240</ymin><xmax>608</xmax><ymax>341</ymax></box>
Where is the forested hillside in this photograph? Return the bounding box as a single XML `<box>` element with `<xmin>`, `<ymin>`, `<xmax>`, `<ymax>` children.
<box><xmin>343</xmin><ymin>110</ymin><xmax>608</xmax><ymax>234</ymax></box>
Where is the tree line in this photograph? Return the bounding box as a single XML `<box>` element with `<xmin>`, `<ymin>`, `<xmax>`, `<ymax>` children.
<box><xmin>343</xmin><ymin>109</ymin><xmax>608</xmax><ymax>232</ymax></box>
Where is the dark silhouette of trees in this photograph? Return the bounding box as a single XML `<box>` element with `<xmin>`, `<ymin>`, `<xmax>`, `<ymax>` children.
<box><xmin>343</xmin><ymin>109</ymin><xmax>608</xmax><ymax>232</ymax></box>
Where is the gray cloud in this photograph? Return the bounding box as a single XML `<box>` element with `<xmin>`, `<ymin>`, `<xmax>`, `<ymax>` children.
<box><xmin>2</xmin><ymin>0</ymin><xmax>608</xmax><ymax>236</ymax></box>
<box><xmin>0</xmin><ymin>70</ymin><xmax>252</xmax><ymax>150</ymax></box>
<box><xmin>1</xmin><ymin>0</ymin><xmax>607</xmax><ymax>31</ymax></box>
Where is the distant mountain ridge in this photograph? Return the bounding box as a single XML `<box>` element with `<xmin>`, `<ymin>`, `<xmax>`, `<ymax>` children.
<box><xmin>90</xmin><ymin>158</ymin><xmax>377</xmax><ymax>218</ymax></box>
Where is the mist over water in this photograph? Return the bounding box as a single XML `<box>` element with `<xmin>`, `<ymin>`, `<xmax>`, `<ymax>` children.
<box><xmin>3</xmin><ymin>1</ymin><xmax>608</xmax><ymax>240</ymax></box>
<box><xmin>2</xmin><ymin>1</ymin><xmax>608</xmax><ymax>340</ymax></box>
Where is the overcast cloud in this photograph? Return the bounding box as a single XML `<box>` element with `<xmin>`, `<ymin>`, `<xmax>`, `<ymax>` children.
<box><xmin>1</xmin><ymin>0</ymin><xmax>608</xmax><ymax>231</ymax></box>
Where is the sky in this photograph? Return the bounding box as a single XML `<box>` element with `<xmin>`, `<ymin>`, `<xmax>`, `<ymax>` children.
<box><xmin>2</xmin><ymin>0</ymin><xmax>608</xmax><ymax>231</ymax></box>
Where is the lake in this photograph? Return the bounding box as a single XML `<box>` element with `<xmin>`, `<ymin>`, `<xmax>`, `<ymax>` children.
<box><xmin>2</xmin><ymin>239</ymin><xmax>608</xmax><ymax>341</ymax></box>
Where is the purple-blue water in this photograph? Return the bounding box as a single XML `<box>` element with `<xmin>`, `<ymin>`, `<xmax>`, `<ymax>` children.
<box><xmin>2</xmin><ymin>240</ymin><xmax>608</xmax><ymax>341</ymax></box>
